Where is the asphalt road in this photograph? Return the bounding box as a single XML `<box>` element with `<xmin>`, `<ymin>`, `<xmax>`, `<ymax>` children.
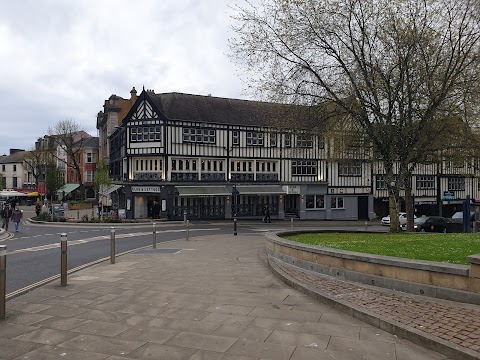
<box><xmin>2</xmin><ymin>205</ymin><xmax>382</xmax><ymax>299</ymax></box>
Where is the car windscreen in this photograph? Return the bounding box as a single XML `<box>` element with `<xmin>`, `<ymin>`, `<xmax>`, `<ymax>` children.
<box><xmin>415</xmin><ymin>217</ymin><xmax>428</xmax><ymax>224</ymax></box>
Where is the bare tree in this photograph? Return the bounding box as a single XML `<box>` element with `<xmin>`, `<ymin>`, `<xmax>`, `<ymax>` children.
<box><xmin>230</xmin><ymin>0</ymin><xmax>480</xmax><ymax>231</ymax></box>
<box><xmin>47</xmin><ymin>119</ymin><xmax>91</xmax><ymax>200</ymax></box>
<box><xmin>23</xmin><ymin>145</ymin><xmax>48</xmax><ymax>188</ymax></box>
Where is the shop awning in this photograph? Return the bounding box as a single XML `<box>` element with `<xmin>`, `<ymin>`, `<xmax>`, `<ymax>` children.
<box><xmin>236</xmin><ymin>185</ymin><xmax>286</xmax><ymax>195</ymax></box>
<box><xmin>176</xmin><ymin>186</ymin><xmax>231</xmax><ymax>196</ymax></box>
<box><xmin>26</xmin><ymin>192</ymin><xmax>39</xmax><ymax>197</ymax></box>
<box><xmin>57</xmin><ymin>184</ymin><xmax>80</xmax><ymax>194</ymax></box>
<box><xmin>104</xmin><ymin>184</ymin><xmax>123</xmax><ymax>195</ymax></box>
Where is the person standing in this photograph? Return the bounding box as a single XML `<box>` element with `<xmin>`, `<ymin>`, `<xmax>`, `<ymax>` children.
<box><xmin>263</xmin><ymin>205</ymin><xmax>271</xmax><ymax>223</ymax></box>
<box><xmin>10</xmin><ymin>206</ymin><xmax>22</xmax><ymax>232</ymax></box>
<box><xmin>1</xmin><ymin>204</ymin><xmax>12</xmax><ymax>231</ymax></box>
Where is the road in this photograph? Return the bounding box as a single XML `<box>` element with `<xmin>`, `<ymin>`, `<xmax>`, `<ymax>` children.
<box><xmin>1</xmin><ymin>206</ymin><xmax>380</xmax><ymax>299</ymax></box>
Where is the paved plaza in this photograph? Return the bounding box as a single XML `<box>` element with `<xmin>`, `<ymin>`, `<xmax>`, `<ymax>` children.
<box><xmin>0</xmin><ymin>230</ymin><xmax>467</xmax><ymax>359</ymax></box>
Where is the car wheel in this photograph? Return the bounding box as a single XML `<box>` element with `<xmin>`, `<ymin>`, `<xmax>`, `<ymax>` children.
<box><xmin>420</xmin><ymin>228</ymin><xmax>426</xmax><ymax>233</ymax></box>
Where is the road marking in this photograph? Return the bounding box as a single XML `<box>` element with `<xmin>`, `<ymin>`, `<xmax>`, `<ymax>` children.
<box><xmin>8</xmin><ymin>228</ymin><xmax>220</xmax><ymax>255</ymax></box>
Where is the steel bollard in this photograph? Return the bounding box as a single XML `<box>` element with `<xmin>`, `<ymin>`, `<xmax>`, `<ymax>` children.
<box><xmin>0</xmin><ymin>245</ymin><xmax>6</xmax><ymax>319</ymax></box>
<box><xmin>234</xmin><ymin>218</ymin><xmax>237</xmax><ymax>236</ymax></box>
<box><xmin>183</xmin><ymin>210</ymin><xmax>187</xmax><ymax>223</ymax></box>
<box><xmin>365</xmin><ymin>221</ymin><xmax>368</xmax><ymax>231</ymax></box>
<box><xmin>60</xmin><ymin>233</ymin><xmax>68</xmax><ymax>287</ymax></box>
<box><xmin>186</xmin><ymin>220</ymin><xmax>190</xmax><ymax>240</ymax></box>
<box><xmin>110</xmin><ymin>227</ymin><xmax>116</xmax><ymax>264</ymax></box>
<box><xmin>153</xmin><ymin>223</ymin><xmax>157</xmax><ymax>249</ymax></box>
<box><xmin>291</xmin><ymin>218</ymin><xmax>294</xmax><ymax>228</ymax></box>
<box><xmin>77</xmin><ymin>210</ymin><xmax>80</xmax><ymax>220</ymax></box>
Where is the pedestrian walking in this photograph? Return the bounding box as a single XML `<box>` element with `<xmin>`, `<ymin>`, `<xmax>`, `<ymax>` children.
<box><xmin>35</xmin><ymin>202</ymin><xmax>41</xmax><ymax>217</ymax></box>
<box><xmin>1</xmin><ymin>204</ymin><xmax>12</xmax><ymax>231</ymax></box>
<box><xmin>263</xmin><ymin>205</ymin><xmax>271</xmax><ymax>223</ymax></box>
<box><xmin>11</xmin><ymin>206</ymin><xmax>23</xmax><ymax>232</ymax></box>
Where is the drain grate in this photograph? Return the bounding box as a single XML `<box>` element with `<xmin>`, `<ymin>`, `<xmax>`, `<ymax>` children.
<box><xmin>133</xmin><ymin>248</ymin><xmax>182</xmax><ymax>255</ymax></box>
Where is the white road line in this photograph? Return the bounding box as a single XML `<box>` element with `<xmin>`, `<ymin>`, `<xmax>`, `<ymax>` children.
<box><xmin>8</xmin><ymin>228</ymin><xmax>220</xmax><ymax>255</ymax></box>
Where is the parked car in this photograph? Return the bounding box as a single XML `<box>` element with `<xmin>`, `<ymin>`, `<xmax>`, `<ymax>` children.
<box><xmin>413</xmin><ymin>216</ymin><xmax>448</xmax><ymax>233</ymax></box>
<box><xmin>448</xmin><ymin>211</ymin><xmax>475</xmax><ymax>223</ymax></box>
<box><xmin>381</xmin><ymin>212</ymin><xmax>416</xmax><ymax>226</ymax></box>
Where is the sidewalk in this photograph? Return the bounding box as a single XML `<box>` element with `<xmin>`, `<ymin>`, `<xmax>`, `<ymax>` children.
<box><xmin>0</xmin><ymin>232</ymin><xmax>455</xmax><ymax>360</ymax></box>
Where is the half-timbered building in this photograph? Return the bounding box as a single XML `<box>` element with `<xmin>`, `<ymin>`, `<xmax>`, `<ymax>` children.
<box><xmin>107</xmin><ymin>89</ymin><xmax>375</xmax><ymax>220</ymax></box>
<box><xmin>105</xmin><ymin>88</ymin><xmax>479</xmax><ymax>221</ymax></box>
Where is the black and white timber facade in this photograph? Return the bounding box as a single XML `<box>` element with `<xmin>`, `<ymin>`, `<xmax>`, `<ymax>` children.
<box><xmin>106</xmin><ymin>89</ymin><xmax>479</xmax><ymax>221</ymax></box>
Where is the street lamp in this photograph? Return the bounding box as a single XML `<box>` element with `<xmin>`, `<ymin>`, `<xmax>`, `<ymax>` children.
<box><xmin>232</xmin><ymin>183</ymin><xmax>238</xmax><ymax>236</ymax></box>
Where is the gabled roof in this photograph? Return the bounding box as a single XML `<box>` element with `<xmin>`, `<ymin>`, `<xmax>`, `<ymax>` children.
<box><xmin>0</xmin><ymin>151</ymin><xmax>28</xmax><ymax>164</ymax></box>
<box><xmin>118</xmin><ymin>89</ymin><xmax>330</xmax><ymax>132</ymax></box>
<box><xmin>147</xmin><ymin>92</ymin><xmax>323</xmax><ymax>128</ymax></box>
<box><xmin>74</xmin><ymin>137</ymin><xmax>99</xmax><ymax>149</ymax></box>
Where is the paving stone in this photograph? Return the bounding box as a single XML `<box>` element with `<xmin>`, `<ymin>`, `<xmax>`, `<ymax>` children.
<box><xmin>212</xmin><ymin>324</ymin><xmax>272</xmax><ymax>342</ymax></box>
<box><xmin>75</xmin><ymin>309</ymin><xmax>132</xmax><ymax>322</ymax></box>
<box><xmin>251</xmin><ymin>317</ymin><xmax>305</xmax><ymax>332</ymax></box>
<box><xmin>127</xmin><ymin>343</ymin><xmax>197</xmax><ymax>360</ymax></box>
<box><xmin>265</xmin><ymin>329</ymin><xmax>330</xmax><ymax>348</ymax></box>
<box><xmin>6</xmin><ymin>313</ymin><xmax>53</xmax><ymax>326</ymax></box>
<box><xmin>0</xmin><ymin>337</ymin><xmax>43</xmax><ymax>359</ymax></box>
<box><xmin>16</xmin><ymin>344</ymin><xmax>110</xmax><ymax>360</ymax></box>
<box><xmin>327</xmin><ymin>336</ymin><xmax>397</xmax><ymax>359</ymax></box>
<box><xmin>58</xmin><ymin>334</ymin><xmax>145</xmax><ymax>357</ymax></box>
<box><xmin>302</xmin><ymin>321</ymin><xmax>361</xmax><ymax>338</ymax></box>
<box><xmin>117</xmin><ymin>326</ymin><xmax>178</xmax><ymax>344</ymax></box>
<box><xmin>34</xmin><ymin>317</ymin><xmax>92</xmax><ymax>331</ymax></box>
<box><xmin>186</xmin><ymin>349</ymin><xmax>224</xmax><ymax>360</ymax></box>
<box><xmin>165</xmin><ymin>331</ymin><xmax>238</xmax><ymax>352</ymax></box>
<box><xmin>13</xmin><ymin>328</ymin><xmax>78</xmax><ymax>346</ymax></box>
<box><xmin>166</xmin><ymin>319</ymin><xmax>222</xmax><ymax>334</ymax></box>
<box><xmin>226</xmin><ymin>339</ymin><xmax>296</xmax><ymax>360</ymax></box>
<box><xmin>248</xmin><ymin>307</ymin><xmax>321</xmax><ymax>322</ymax></box>
<box><xmin>71</xmin><ymin>320</ymin><xmax>132</xmax><ymax>337</ymax></box>
<box><xmin>0</xmin><ymin>323</ymin><xmax>38</xmax><ymax>339</ymax></box>
<box><xmin>201</xmin><ymin>313</ymin><xmax>255</xmax><ymax>327</ymax></box>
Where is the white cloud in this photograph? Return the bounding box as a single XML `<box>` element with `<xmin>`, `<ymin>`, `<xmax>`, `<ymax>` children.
<box><xmin>0</xmin><ymin>0</ymin><xmax>246</xmax><ymax>155</ymax></box>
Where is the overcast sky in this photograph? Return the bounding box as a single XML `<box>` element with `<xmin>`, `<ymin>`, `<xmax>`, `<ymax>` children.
<box><xmin>0</xmin><ymin>0</ymin><xmax>248</xmax><ymax>155</ymax></box>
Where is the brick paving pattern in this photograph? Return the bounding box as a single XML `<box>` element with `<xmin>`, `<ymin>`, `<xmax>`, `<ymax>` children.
<box><xmin>275</xmin><ymin>259</ymin><xmax>480</xmax><ymax>353</ymax></box>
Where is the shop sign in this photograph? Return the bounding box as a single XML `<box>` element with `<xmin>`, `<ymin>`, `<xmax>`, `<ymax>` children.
<box><xmin>132</xmin><ymin>186</ymin><xmax>161</xmax><ymax>193</ymax></box>
<box><xmin>284</xmin><ymin>185</ymin><xmax>300</xmax><ymax>194</ymax></box>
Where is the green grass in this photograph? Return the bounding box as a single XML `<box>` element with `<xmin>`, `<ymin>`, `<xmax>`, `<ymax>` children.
<box><xmin>284</xmin><ymin>232</ymin><xmax>480</xmax><ymax>265</ymax></box>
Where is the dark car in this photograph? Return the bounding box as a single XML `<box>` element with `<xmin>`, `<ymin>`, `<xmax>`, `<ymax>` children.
<box><xmin>414</xmin><ymin>216</ymin><xmax>448</xmax><ymax>233</ymax></box>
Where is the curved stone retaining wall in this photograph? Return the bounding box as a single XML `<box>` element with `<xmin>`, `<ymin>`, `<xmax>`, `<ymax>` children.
<box><xmin>266</xmin><ymin>231</ymin><xmax>480</xmax><ymax>305</ymax></box>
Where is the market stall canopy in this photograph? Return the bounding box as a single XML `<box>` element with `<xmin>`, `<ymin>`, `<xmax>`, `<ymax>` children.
<box><xmin>57</xmin><ymin>183</ymin><xmax>80</xmax><ymax>194</ymax></box>
<box><xmin>103</xmin><ymin>184</ymin><xmax>123</xmax><ymax>195</ymax></box>
<box><xmin>0</xmin><ymin>190</ymin><xmax>27</xmax><ymax>198</ymax></box>
<box><xmin>26</xmin><ymin>192</ymin><xmax>39</xmax><ymax>197</ymax></box>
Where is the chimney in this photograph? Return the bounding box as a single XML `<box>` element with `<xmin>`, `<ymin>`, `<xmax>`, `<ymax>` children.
<box><xmin>9</xmin><ymin>149</ymin><xmax>24</xmax><ymax>155</ymax></box>
<box><xmin>130</xmin><ymin>86</ymin><xmax>138</xmax><ymax>103</ymax></box>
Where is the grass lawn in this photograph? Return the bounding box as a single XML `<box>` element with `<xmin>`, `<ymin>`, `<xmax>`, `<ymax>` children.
<box><xmin>284</xmin><ymin>232</ymin><xmax>480</xmax><ymax>265</ymax></box>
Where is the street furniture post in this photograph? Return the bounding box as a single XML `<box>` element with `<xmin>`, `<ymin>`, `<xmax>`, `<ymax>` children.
<box><xmin>110</xmin><ymin>227</ymin><xmax>116</xmax><ymax>264</ymax></box>
<box><xmin>0</xmin><ymin>245</ymin><xmax>6</xmax><ymax>319</ymax></box>
<box><xmin>60</xmin><ymin>233</ymin><xmax>68</xmax><ymax>286</ymax></box>
<box><xmin>153</xmin><ymin>222</ymin><xmax>157</xmax><ymax>249</ymax></box>
<box><xmin>186</xmin><ymin>220</ymin><xmax>190</xmax><ymax>240</ymax></box>
<box><xmin>234</xmin><ymin>218</ymin><xmax>237</xmax><ymax>236</ymax></box>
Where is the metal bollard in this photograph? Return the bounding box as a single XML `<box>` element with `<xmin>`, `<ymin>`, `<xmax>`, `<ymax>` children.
<box><xmin>365</xmin><ymin>221</ymin><xmax>368</xmax><ymax>231</ymax></box>
<box><xmin>60</xmin><ymin>233</ymin><xmax>68</xmax><ymax>287</ymax></box>
<box><xmin>234</xmin><ymin>218</ymin><xmax>237</xmax><ymax>236</ymax></box>
<box><xmin>186</xmin><ymin>220</ymin><xmax>190</xmax><ymax>240</ymax></box>
<box><xmin>0</xmin><ymin>245</ymin><xmax>6</xmax><ymax>319</ymax></box>
<box><xmin>183</xmin><ymin>210</ymin><xmax>187</xmax><ymax>223</ymax></box>
<box><xmin>291</xmin><ymin>218</ymin><xmax>294</xmax><ymax>228</ymax></box>
<box><xmin>110</xmin><ymin>227</ymin><xmax>116</xmax><ymax>264</ymax></box>
<box><xmin>77</xmin><ymin>210</ymin><xmax>80</xmax><ymax>220</ymax></box>
<box><xmin>153</xmin><ymin>223</ymin><xmax>157</xmax><ymax>249</ymax></box>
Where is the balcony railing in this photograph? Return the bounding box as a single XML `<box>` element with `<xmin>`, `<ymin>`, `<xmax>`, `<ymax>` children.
<box><xmin>133</xmin><ymin>172</ymin><xmax>162</xmax><ymax>181</ymax></box>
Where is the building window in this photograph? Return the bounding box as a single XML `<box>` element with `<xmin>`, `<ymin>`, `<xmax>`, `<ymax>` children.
<box><xmin>416</xmin><ymin>175</ymin><xmax>435</xmax><ymax>190</ymax></box>
<box><xmin>448</xmin><ymin>177</ymin><xmax>465</xmax><ymax>191</ymax></box>
<box><xmin>246</xmin><ymin>131</ymin><xmax>264</xmax><ymax>146</ymax></box>
<box><xmin>269</xmin><ymin>133</ymin><xmax>277</xmax><ymax>147</ymax></box>
<box><xmin>86</xmin><ymin>170</ymin><xmax>93</xmax><ymax>182</ymax></box>
<box><xmin>1</xmin><ymin>165</ymin><xmax>4</xmax><ymax>172</ymax></box>
<box><xmin>297</xmin><ymin>133</ymin><xmax>313</xmax><ymax>148</ymax></box>
<box><xmin>305</xmin><ymin>195</ymin><xmax>325</xmax><ymax>209</ymax></box>
<box><xmin>232</xmin><ymin>131</ymin><xmax>240</xmax><ymax>146</ymax></box>
<box><xmin>318</xmin><ymin>137</ymin><xmax>325</xmax><ymax>149</ymax></box>
<box><xmin>284</xmin><ymin>133</ymin><xmax>292</xmax><ymax>148</ymax></box>
<box><xmin>375</xmin><ymin>175</ymin><xmax>387</xmax><ymax>189</ymax></box>
<box><xmin>130</xmin><ymin>125</ymin><xmax>161</xmax><ymax>142</ymax></box>
<box><xmin>86</xmin><ymin>152</ymin><xmax>94</xmax><ymax>163</ymax></box>
<box><xmin>292</xmin><ymin>160</ymin><xmax>317</xmax><ymax>176</ymax></box>
<box><xmin>13</xmin><ymin>165</ymin><xmax>16</xmax><ymax>172</ymax></box>
<box><xmin>183</xmin><ymin>127</ymin><xmax>216</xmax><ymax>144</ymax></box>
<box><xmin>338</xmin><ymin>161</ymin><xmax>362</xmax><ymax>176</ymax></box>
<box><xmin>331</xmin><ymin>196</ymin><xmax>344</xmax><ymax>209</ymax></box>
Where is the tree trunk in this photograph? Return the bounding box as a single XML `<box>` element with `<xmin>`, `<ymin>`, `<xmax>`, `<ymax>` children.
<box><xmin>405</xmin><ymin>187</ymin><xmax>415</xmax><ymax>232</ymax></box>
<box><xmin>389</xmin><ymin>193</ymin><xmax>400</xmax><ymax>233</ymax></box>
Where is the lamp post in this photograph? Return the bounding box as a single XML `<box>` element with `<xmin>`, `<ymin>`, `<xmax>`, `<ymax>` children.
<box><xmin>232</xmin><ymin>183</ymin><xmax>238</xmax><ymax>236</ymax></box>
